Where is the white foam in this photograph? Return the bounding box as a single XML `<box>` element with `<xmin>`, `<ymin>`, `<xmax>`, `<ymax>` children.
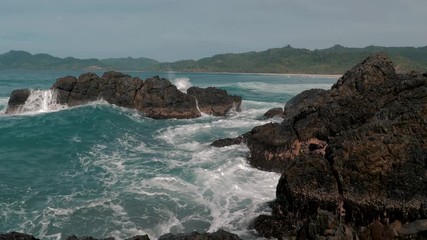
<box><xmin>0</xmin><ymin>97</ymin><xmax>9</xmax><ymax>113</ymax></box>
<box><xmin>7</xmin><ymin>89</ymin><xmax>67</xmax><ymax>115</ymax></box>
<box><xmin>236</xmin><ymin>82</ymin><xmax>333</xmax><ymax>94</ymax></box>
<box><xmin>174</xmin><ymin>77</ymin><xmax>192</xmax><ymax>93</ymax></box>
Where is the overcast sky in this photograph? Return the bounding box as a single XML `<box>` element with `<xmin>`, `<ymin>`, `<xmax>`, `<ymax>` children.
<box><xmin>0</xmin><ymin>0</ymin><xmax>426</xmax><ymax>61</ymax></box>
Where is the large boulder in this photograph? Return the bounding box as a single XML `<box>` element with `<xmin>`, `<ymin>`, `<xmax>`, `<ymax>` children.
<box><xmin>4</xmin><ymin>89</ymin><xmax>31</xmax><ymax>114</ymax></box>
<box><xmin>243</xmin><ymin>54</ymin><xmax>427</xmax><ymax>238</ymax></box>
<box><xmin>187</xmin><ymin>87</ymin><xmax>241</xmax><ymax>116</ymax></box>
<box><xmin>6</xmin><ymin>72</ymin><xmax>242</xmax><ymax>119</ymax></box>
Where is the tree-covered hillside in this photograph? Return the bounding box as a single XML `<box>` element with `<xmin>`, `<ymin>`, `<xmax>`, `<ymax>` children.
<box><xmin>155</xmin><ymin>45</ymin><xmax>427</xmax><ymax>74</ymax></box>
<box><xmin>1</xmin><ymin>45</ymin><xmax>426</xmax><ymax>74</ymax></box>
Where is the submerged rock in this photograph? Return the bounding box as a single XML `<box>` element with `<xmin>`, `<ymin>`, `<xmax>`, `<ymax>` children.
<box><xmin>239</xmin><ymin>54</ymin><xmax>427</xmax><ymax>239</ymax></box>
<box><xmin>5</xmin><ymin>72</ymin><xmax>242</xmax><ymax>119</ymax></box>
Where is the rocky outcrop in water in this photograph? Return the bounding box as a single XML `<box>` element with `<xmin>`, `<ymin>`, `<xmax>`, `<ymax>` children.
<box><xmin>4</xmin><ymin>89</ymin><xmax>31</xmax><ymax>114</ymax></box>
<box><xmin>212</xmin><ymin>54</ymin><xmax>427</xmax><ymax>239</ymax></box>
<box><xmin>187</xmin><ymin>87</ymin><xmax>242</xmax><ymax>116</ymax></box>
<box><xmin>5</xmin><ymin>72</ymin><xmax>241</xmax><ymax>119</ymax></box>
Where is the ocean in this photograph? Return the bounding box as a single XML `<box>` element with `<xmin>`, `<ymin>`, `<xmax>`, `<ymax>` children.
<box><xmin>0</xmin><ymin>70</ymin><xmax>337</xmax><ymax>239</ymax></box>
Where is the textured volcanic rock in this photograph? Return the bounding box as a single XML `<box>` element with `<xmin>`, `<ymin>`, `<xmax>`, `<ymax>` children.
<box><xmin>5</xmin><ymin>72</ymin><xmax>241</xmax><ymax>119</ymax></box>
<box><xmin>243</xmin><ymin>54</ymin><xmax>427</xmax><ymax>239</ymax></box>
<box><xmin>0</xmin><ymin>232</ymin><xmax>39</xmax><ymax>240</ymax></box>
<box><xmin>187</xmin><ymin>87</ymin><xmax>242</xmax><ymax>116</ymax></box>
<box><xmin>4</xmin><ymin>89</ymin><xmax>31</xmax><ymax>114</ymax></box>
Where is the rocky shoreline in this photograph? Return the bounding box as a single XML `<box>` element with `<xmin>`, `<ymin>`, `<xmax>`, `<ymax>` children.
<box><xmin>215</xmin><ymin>53</ymin><xmax>427</xmax><ymax>239</ymax></box>
<box><xmin>2</xmin><ymin>54</ymin><xmax>426</xmax><ymax>239</ymax></box>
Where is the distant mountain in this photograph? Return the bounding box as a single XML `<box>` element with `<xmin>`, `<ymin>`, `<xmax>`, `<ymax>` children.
<box><xmin>0</xmin><ymin>50</ymin><xmax>103</xmax><ymax>70</ymax></box>
<box><xmin>101</xmin><ymin>57</ymin><xmax>159</xmax><ymax>71</ymax></box>
<box><xmin>1</xmin><ymin>45</ymin><xmax>426</xmax><ymax>73</ymax></box>
<box><xmin>0</xmin><ymin>50</ymin><xmax>158</xmax><ymax>71</ymax></box>
<box><xmin>155</xmin><ymin>45</ymin><xmax>427</xmax><ymax>74</ymax></box>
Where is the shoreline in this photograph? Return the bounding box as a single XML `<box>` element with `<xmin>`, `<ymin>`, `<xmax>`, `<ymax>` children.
<box><xmin>121</xmin><ymin>70</ymin><xmax>342</xmax><ymax>78</ymax></box>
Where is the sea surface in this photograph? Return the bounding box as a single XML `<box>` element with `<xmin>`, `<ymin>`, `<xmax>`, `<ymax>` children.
<box><xmin>0</xmin><ymin>70</ymin><xmax>338</xmax><ymax>239</ymax></box>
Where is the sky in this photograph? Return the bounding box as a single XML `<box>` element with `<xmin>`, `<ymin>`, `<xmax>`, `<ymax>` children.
<box><xmin>0</xmin><ymin>0</ymin><xmax>426</xmax><ymax>61</ymax></box>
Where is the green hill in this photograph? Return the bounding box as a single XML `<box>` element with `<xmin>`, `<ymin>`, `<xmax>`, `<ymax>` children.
<box><xmin>155</xmin><ymin>45</ymin><xmax>427</xmax><ymax>74</ymax></box>
<box><xmin>0</xmin><ymin>50</ymin><xmax>158</xmax><ymax>71</ymax></box>
<box><xmin>1</xmin><ymin>45</ymin><xmax>426</xmax><ymax>74</ymax></box>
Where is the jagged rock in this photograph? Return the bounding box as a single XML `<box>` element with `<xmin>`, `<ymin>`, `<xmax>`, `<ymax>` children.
<box><xmin>187</xmin><ymin>87</ymin><xmax>242</xmax><ymax>116</ymax></box>
<box><xmin>4</xmin><ymin>89</ymin><xmax>31</xmax><ymax>114</ymax></box>
<box><xmin>158</xmin><ymin>229</ymin><xmax>241</xmax><ymax>240</ymax></box>
<box><xmin>65</xmin><ymin>235</ymin><xmax>149</xmax><ymax>240</ymax></box>
<box><xmin>246</xmin><ymin>54</ymin><xmax>427</xmax><ymax>238</ymax></box>
<box><xmin>6</xmin><ymin>72</ymin><xmax>242</xmax><ymax>119</ymax></box>
<box><xmin>0</xmin><ymin>232</ymin><xmax>39</xmax><ymax>240</ymax></box>
<box><xmin>210</xmin><ymin>133</ymin><xmax>249</xmax><ymax>147</ymax></box>
<box><xmin>263</xmin><ymin>107</ymin><xmax>284</xmax><ymax>119</ymax></box>
<box><xmin>252</xmin><ymin>215</ymin><xmax>295</xmax><ymax>239</ymax></box>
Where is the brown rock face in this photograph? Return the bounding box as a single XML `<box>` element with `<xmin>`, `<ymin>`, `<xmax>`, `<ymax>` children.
<box><xmin>6</xmin><ymin>72</ymin><xmax>242</xmax><ymax>119</ymax></box>
<box><xmin>4</xmin><ymin>89</ymin><xmax>31</xmax><ymax>114</ymax></box>
<box><xmin>187</xmin><ymin>87</ymin><xmax>242</xmax><ymax>116</ymax></box>
<box><xmin>247</xmin><ymin>54</ymin><xmax>427</xmax><ymax>239</ymax></box>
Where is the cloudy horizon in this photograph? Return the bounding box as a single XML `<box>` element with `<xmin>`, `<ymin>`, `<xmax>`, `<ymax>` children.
<box><xmin>1</xmin><ymin>0</ymin><xmax>426</xmax><ymax>61</ymax></box>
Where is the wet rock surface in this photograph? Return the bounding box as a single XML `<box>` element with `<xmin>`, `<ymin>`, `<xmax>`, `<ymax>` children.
<box><xmin>187</xmin><ymin>87</ymin><xmax>242</xmax><ymax>116</ymax></box>
<box><xmin>242</xmin><ymin>54</ymin><xmax>427</xmax><ymax>239</ymax></box>
<box><xmin>4</xmin><ymin>89</ymin><xmax>31</xmax><ymax>114</ymax></box>
<box><xmin>5</xmin><ymin>72</ymin><xmax>241</xmax><ymax>119</ymax></box>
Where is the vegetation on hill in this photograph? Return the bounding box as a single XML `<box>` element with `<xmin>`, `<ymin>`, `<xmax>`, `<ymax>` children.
<box><xmin>1</xmin><ymin>45</ymin><xmax>426</xmax><ymax>74</ymax></box>
<box><xmin>155</xmin><ymin>45</ymin><xmax>427</xmax><ymax>74</ymax></box>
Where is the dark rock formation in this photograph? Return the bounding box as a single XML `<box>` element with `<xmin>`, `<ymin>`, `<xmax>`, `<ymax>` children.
<box><xmin>210</xmin><ymin>133</ymin><xmax>249</xmax><ymax>147</ymax></box>
<box><xmin>158</xmin><ymin>229</ymin><xmax>241</xmax><ymax>240</ymax></box>
<box><xmin>0</xmin><ymin>232</ymin><xmax>39</xmax><ymax>240</ymax></box>
<box><xmin>187</xmin><ymin>87</ymin><xmax>242</xmax><ymax>116</ymax></box>
<box><xmin>5</xmin><ymin>72</ymin><xmax>242</xmax><ymax>119</ymax></box>
<box><xmin>65</xmin><ymin>235</ymin><xmax>148</xmax><ymax>240</ymax></box>
<box><xmin>243</xmin><ymin>54</ymin><xmax>427</xmax><ymax>239</ymax></box>
<box><xmin>262</xmin><ymin>107</ymin><xmax>284</xmax><ymax>119</ymax></box>
<box><xmin>4</xmin><ymin>89</ymin><xmax>31</xmax><ymax>114</ymax></box>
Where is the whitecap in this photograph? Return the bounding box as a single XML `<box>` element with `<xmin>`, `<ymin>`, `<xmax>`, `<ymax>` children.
<box><xmin>6</xmin><ymin>89</ymin><xmax>68</xmax><ymax>115</ymax></box>
<box><xmin>235</xmin><ymin>82</ymin><xmax>333</xmax><ymax>94</ymax></box>
<box><xmin>174</xmin><ymin>77</ymin><xmax>192</xmax><ymax>93</ymax></box>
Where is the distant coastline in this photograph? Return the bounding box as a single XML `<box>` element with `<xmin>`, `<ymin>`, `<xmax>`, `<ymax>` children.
<box><xmin>1</xmin><ymin>45</ymin><xmax>426</xmax><ymax>74</ymax></box>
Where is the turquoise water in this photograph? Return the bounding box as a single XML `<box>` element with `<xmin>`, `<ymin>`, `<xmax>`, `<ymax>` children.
<box><xmin>0</xmin><ymin>70</ymin><xmax>337</xmax><ymax>239</ymax></box>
